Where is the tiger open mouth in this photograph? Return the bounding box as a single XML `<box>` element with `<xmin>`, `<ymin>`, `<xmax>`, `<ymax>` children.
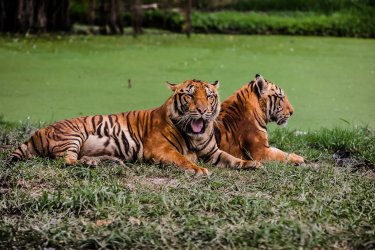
<box><xmin>188</xmin><ymin>118</ymin><xmax>207</xmax><ymax>134</ymax></box>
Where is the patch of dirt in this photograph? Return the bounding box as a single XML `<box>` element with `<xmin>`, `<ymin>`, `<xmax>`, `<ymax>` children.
<box><xmin>332</xmin><ymin>150</ymin><xmax>374</xmax><ymax>171</ymax></box>
<box><xmin>15</xmin><ymin>178</ymin><xmax>55</xmax><ymax>198</ymax></box>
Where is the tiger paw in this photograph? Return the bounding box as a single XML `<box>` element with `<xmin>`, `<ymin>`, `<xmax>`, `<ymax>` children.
<box><xmin>79</xmin><ymin>156</ymin><xmax>100</xmax><ymax>166</ymax></box>
<box><xmin>242</xmin><ymin>160</ymin><xmax>263</xmax><ymax>169</ymax></box>
<box><xmin>187</xmin><ymin>166</ymin><xmax>210</xmax><ymax>176</ymax></box>
<box><xmin>287</xmin><ymin>153</ymin><xmax>305</xmax><ymax>165</ymax></box>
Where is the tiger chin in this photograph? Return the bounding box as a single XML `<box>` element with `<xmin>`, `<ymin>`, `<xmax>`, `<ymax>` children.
<box><xmin>215</xmin><ymin>74</ymin><xmax>305</xmax><ymax>165</ymax></box>
<box><xmin>8</xmin><ymin>79</ymin><xmax>262</xmax><ymax>176</ymax></box>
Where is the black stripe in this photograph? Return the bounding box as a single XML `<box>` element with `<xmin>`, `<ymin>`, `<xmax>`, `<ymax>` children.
<box><xmin>98</xmin><ymin>115</ymin><xmax>103</xmax><ymax>124</ymax></box>
<box><xmin>72</xmin><ymin>121</ymin><xmax>81</xmax><ymax>131</ymax></box>
<box><xmin>214</xmin><ymin>126</ymin><xmax>221</xmax><ymax>147</ymax></box>
<box><xmin>108</xmin><ymin>115</ymin><xmax>114</xmax><ymax>127</ymax></box>
<box><xmin>268</xmin><ymin>96</ymin><xmax>273</xmax><ymax>117</ymax></box>
<box><xmin>67</xmin><ymin>148</ymin><xmax>78</xmax><ymax>154</ymax></box>
<box><xmin>19</xmin><ymin>146</ymin><xmax>26</xmax><ymax>158</ymax></box>
<box><xmin>201</xmin><ymin>147</ymin><xmax>218</xmax><ymax>163</ymax></box>
<box><xmin>254</xmin><ymin>111</ymin><xmax>267</xmax><ymax>130</ymax></box>
<box><xmin>64</xmin><ymin>120</ymin><xmax>77</xmax><ymax>131</ymax></box>
<box><xmin>31</xmin><ymin>137</ymin><xmax>42</xmax><ymax>156</ymax></box>
<box><xmin>198</xmin><ymin>132</ymin><xmax>214</xmax><ymax>150</ymax></box>
<box><xmin>135</xmin><ymin>112</ymin><xmax>142</xmax><ymax>138</ymax></box>
<box><xmin>113</xmin><ymin>136</ymin><xmax>125</xmax><ymax>159</ymax></box>
<box><xmin>142</xmin><ymin>112</ymin><xmax>149</xmax><ymax>135</ymax></box>
<box><xmin>96</xmin><ymin>122</ymin><xmax>103</xmax><ymax>137</ymax></box>
<box><xmin>228</xmin><ymin>106</ymin><xmax>241</xmax><ymax>118</ymax></box>
<box><xmin>91</xmin><ymin>116</ymin><xmax>97</xmax><ymax>131</ymax></box>
<box><xmin>162</xmin><ymin>133</ymin><xmax>180</xmax><ymax>152</ymax></box>
<box><xmin>178</xmin><ymin>126</ymin><xmax>193</xmax><ymax>151</ymax></box>
<box><xmin>83</xmin><ymin>123</ymin><xmax>89</xmax><ymax>138</ymax></box>
<box><xmin>236</xmin><ymin>93</ymin><xmax>244</xmax><ymax>106</ymax></box>
<box><xmin>54</xmin><ymin>133</ymin><xmax>82</xmax><ymax>141</ymax></box>
<box><xmin>36</xmin><ymin>131</ymin><xmax>45</xmax><ymax>155</ymax></box>
<box><xmin>126</xmin><ymin>113</ymin><xmax>141</xmax><ymax>160</ymax></box>
<box><xmin>12</xmin><ymin>151</ymin><xmax>23</xmax><ymax>158</ymax></box>
<box><xmin>169</xmin><ymin>131</ymin><xmax>184</xmax><ymax>153</ymax></box>
<box><xmin>223</xmin><ymin>119</ymin><xmax>230</xmax><ymax>132</ymax></box>
<box><xmin>104</xmin><ymin>122</ymin><xmax>109</xmax><ymax>137</ymax></box>
<box><xmin>213</xmin><ymin>152</ymin><xmax>223</xmax><ymax>165</ymax></box>
<box><xmin>121</xmin><ymin>131</ymin><xmax>130</xmax><ymax>154</ymax></box>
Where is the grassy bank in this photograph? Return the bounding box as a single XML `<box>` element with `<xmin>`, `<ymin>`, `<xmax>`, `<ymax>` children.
<box><xmin>218</xmin><ymin>0</ymin><xmax>375</xmax><ymax>12</ymax></box>
<box><xmin>136</xmin><ymin>9</ymin><xmax>375</xmax><ymax>38</ymax></box>
<box><xmin>1</xmin><ymin>35</ymin><xmax>374</xmax><ymax>130</ymax></box>
<box><xmin>0</xmin><ymin>123</ymin><xmax>374</xmax><ymax>249</ymax></box>
<box><xmin>190</xmin><ymin>11</ymin><xmax>375</xmax><ymax>38</ymax></box>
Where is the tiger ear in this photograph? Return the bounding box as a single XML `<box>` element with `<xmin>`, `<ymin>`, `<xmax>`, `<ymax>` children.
<box><xmin>166</xmin><ymin>81</ymin><xmax>178</xmax><ymax>92</ymax></box>
<box><xmin>211</xmin><ymin>80</ymin><xmax>220</xmax><ymax>89</ymax></box>
<box><xmin>254</xmin><ymin>74</ymin><xmax>267</xmax><ymax>96</ymax></box>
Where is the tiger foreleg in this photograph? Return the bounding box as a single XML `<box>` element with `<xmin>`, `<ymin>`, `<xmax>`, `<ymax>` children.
<box><xmin>151</xmin><ymin>150</ymin><xmax>209</xmax><ymax>176</ymax></box>
<box><xmin>256</xmin><ymin>147</ymin><xmax>305</xmax><ymax>165</ymax></box>
<box><xmin>285</xmin><ymin>152</ymin><xmax>305</xmax><ymax>165</ymax></box>
<box><xmin>208</xmin><ymin>149</ymin><xmax>262</xmax><ymax>170</ymax></box>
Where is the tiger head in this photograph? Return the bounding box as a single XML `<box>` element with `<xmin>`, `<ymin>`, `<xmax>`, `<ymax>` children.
<box><xmin>167</xmin><ymin>79</ymin><xmax>220</xmax><ymax>136</ymax></box>
<box><xmin>252</xmin><ymin>74</ymin><xmax>294</xmax><ymax>126</ymax></box>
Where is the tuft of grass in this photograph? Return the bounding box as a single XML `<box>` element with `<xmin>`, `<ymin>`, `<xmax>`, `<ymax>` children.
<box><xmin>270</xmin><ymin>126</ymin><xmax>375</xmax><ymax>166</ymax></box>
<box><xmin>0</xmin><ymin>122</ymin><xmax>374</xmax><ymax>249</ymax></box>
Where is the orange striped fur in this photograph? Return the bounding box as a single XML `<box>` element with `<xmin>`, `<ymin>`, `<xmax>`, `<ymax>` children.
<box><xmin>215</xmin><ymin>74</ymin><xmax>305</xmax><ymax>164</ymax></box>
<box><xmin>9</xmin><ymin>79</ymin><xmax>261</xmax><ymax>175</ymax></box>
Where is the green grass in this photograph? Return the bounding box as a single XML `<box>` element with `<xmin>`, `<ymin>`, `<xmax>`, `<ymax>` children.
<box><xmin>0</xmin><ymin>34</ymin><xmax>375</xmax><ymax>130</ymax></box>
<box><xmin>191</xmin><ymin>11</ymin><xmax>375</xmax><ymax>38</ymax></box>
<box><xmin>222</xmin><ymin>0</ymin><xmax>374</xmax><ymax>12</ymax></box>
<box><xmin>1</xmin><ymin>123</ymin><xmax>374</xmax><ymax>249</ymax></box>
<box><xmin>139</xmin><ymin>9</ymin><xmax>375</xmax><ymax>38</ymax></box>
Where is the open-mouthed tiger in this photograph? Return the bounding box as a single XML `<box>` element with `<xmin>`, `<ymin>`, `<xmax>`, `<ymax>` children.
<box><xmin>8</xmin><ymin>79</ymin><xmax>261</xmax><ymax>175</ymax></box>
<box><xmin>214</xmin><ymin>74</ymin><xmax>305</xmax><ymax>164</ymax></box>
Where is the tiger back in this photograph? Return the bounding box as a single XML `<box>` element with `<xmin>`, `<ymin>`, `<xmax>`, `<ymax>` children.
<box><xmin>9</xmin><ymin>79</ymin><xmax>261</xmax><ymax>175</ymax></box>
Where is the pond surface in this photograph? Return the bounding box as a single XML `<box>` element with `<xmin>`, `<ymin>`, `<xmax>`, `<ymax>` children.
<box><xmin>0</xmin><ymin>34</ymin><xmax>374</xmax><ymax>130</ymax></box>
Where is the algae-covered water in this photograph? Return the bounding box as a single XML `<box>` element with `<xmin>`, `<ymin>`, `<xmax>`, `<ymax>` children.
<box><xmin>0</xmin><ymin>34</ymin><xmax>374</xmax><ymax>130</ymax></box>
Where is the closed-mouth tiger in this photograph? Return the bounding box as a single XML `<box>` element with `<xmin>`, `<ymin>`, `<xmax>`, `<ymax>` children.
<box><xmin>215</xmin><ymin>74</ymin><xmax>305</xmax><ymax>164</ymax></box>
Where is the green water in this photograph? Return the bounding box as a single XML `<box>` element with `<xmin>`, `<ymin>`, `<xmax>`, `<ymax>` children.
<box><xmin>0</xmin><ymin>34</ymin><xmax>374</xmax><ymax>130</ymax></box>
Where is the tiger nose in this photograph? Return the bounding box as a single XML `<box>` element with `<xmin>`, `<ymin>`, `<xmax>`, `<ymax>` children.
<box><xmin>197</xmin><ymin>106</ymin><xmax>207</xmax><ymax>114</ymax></box>
<box><xmin>289</xmin><ymin>106</ymin><xmax>294</xmax><ymax>116</ymax></box>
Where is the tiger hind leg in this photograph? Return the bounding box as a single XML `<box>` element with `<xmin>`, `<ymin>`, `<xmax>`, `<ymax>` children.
<box><xmin>53</xmin><ymin>142</ymin><xmax>82</xmax><ymax>165</ymax></box>
<box><xmin>63</xmin><ymin>150</ymin><xmax>80</xmax><ymax>165</ymax></box>
<box><xmin>79</xmin><ymin>155</ymin><xmax>125</xmax><ymax>166</ymax></box>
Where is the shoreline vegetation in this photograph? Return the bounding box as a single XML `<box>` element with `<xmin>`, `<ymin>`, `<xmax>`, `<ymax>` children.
<box><xmin>1</xmin><ymin>1</ymin><xmax>374</xmax><ymax>38</ymax></box>
<box><xmin>137</xmin><ymin>9</ymin><xmax>375</xmax><ymax>38</ymax></box>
